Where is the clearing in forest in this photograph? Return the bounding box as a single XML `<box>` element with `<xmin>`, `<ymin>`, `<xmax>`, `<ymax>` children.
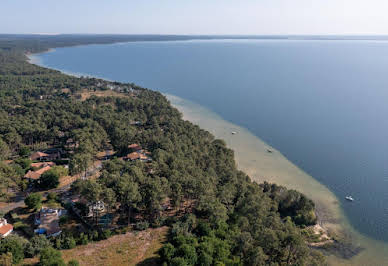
<box><xmin>61</xmin><ymin>227</ymin><xmax>168</xmax><ymax>266</ymax></box>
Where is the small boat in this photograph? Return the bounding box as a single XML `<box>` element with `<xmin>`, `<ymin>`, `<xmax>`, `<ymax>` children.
<box><xmin>267</xmin><ymin>149</ymin><xmax>273</xmax><ymax>153</ymax></box>
<box><xmin>231</xmin><ymin>131</ymin><xmax>237</xmax><ymax>135</ymax></box>
<box><xmin>345</xmin><ymin>196</ymin><xmax>354</xmax><ymax>201</ymax></box>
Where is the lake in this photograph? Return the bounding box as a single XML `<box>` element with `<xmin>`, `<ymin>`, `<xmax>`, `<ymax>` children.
<box><xmin>33</xmin><ymin>39</ymin><xmax>388</xmax><ymax>244</ymax></box>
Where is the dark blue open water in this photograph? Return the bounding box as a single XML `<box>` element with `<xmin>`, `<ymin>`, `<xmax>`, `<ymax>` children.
<box><xmin>36</xmin><ymin>39</ymin><xmax>388</xmax><ymax>243</ymax></box>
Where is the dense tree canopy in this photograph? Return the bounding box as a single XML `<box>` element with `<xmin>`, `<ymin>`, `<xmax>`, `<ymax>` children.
<box><xmin>0</xmin><ymin>236</ymin><xmax>28</xmax><ymax>265</ymax></box>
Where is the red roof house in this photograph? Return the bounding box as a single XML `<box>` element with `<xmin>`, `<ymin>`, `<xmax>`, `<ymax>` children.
<box><xmin>126</xmin><ymin>152</ymin><xmax>141</xmax><ymax>161</ymax></box>
<box><xmin>0</xmin><ymin>219</ymin><xmax>13</xmax><ymax>237</ymax></box>
<box><xmin>24</xmin><ymin>165</ymin><xmax>52</xmax><ymax>180</ymax></box>
<box><xmin>31</xmin><ymin>162</ymin><xmax>55</xmax><ymax>169</ymax></box>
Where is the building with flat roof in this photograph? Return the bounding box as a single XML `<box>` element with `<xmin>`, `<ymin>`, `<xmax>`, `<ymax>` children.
<box><xmin>35</xmin><ymin>207</ymin><xmax>65</xmax><ymax>237</ymax></box>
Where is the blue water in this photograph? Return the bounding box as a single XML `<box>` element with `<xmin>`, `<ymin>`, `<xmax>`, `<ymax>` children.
<box><xmin>37</xmin><ymin>39</ymin><xmax>388</xmax><ymax>243</ymax></box>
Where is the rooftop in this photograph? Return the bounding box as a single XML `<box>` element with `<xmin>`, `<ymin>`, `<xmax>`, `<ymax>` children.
<box><xmin>126</xmin><ymin>152</ymin><xmax>140</xmax><ymax>160</ymax></box>
<box><xmin>31</xmin><ymin>161</ymin><xmax>55</xmax><ymax>169</ymax></box>
<box><xmin>30</xmin><ymin>151</ymin><xmax>49</xmax><ymax>159</ymax></box>
<box><xmin>38</xmin><ymin>208</ymin><xmax>62</xmax><ymax>236</ymax></box>
<box><xmin>25</xmin><ymin>165</ymin><xmax>52</xmax><ymax>180</ymax></box>
<box><xmin>96</xmin><ymin>150</ymin><xmax>115</xmax><ymax>159</ymax></box>
<box><xmin>0</xmin><ymin>224</ymin><xmax>13</xmax><ymax>236</ymax></box>
<box><xmin>0</xmin><ymin>219</ymin><xmax>13</xmax><ymax>237</ymax></box>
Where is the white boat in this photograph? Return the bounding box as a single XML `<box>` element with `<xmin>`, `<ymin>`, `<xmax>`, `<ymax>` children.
<box><xmin>345</xmin><ymin>196</ymin><xmax>354</xmax><ymax>201</ymax></box>
<box><xmin>231</xmin><ymin>131</ymin><xmax>237</xmax><ymax>135</ymax></box>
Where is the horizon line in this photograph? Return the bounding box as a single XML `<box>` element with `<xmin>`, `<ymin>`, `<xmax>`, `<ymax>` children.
<box><xmin>2</xmin><ymin>33</ymin><xmax>388</xmax><ymax>37</ymax></box>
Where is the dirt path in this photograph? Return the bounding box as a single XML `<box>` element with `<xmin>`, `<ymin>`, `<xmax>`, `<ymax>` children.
<box><xmin>0</xmin><ymin>192</ymin><xmax>26</xmax><ymax>213</ymax></box>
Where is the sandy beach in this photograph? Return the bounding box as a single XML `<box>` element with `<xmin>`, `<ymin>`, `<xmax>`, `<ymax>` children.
<box><xmin>26</xmin><ymin>49</ymin><xmax>55</xmax><ymax>65</ymax></box>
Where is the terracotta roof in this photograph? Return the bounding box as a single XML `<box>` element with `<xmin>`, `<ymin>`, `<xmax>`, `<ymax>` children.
<box><xmin>139</xmin><ymin>154</ymin><xmax>149</xmax><ymax>160</ymax></box>
<box><xmin>33</xmin><ymin>152</ymin><xmax>49</xmax><ymax>157</ymax></box>
<box><xmin>31</xmin><ymin>162</ymin><xmax>55</xmax><ymax>169</ymax></box>
<box><xmin>0</xmin><ymin>224</ymin><xmax>13</xmax><ymax>236</ymax></box>
<box><xmin>24</xmin><ymin>171</ymin><xmax>40</xmax><ymax>180</ymax></box>
<box><xmin>36</xmin><ymin>165</ymin><xmax>52</xmax><ymax>174</ymax></box>
<box><xmin>127</xmin><ymin>152</ymin><xmax>140</xmax><ymax>160</ymax></box>
<box><xmin>30</xmin><ymin>152</ymin><xmax>49</xmax><ymax>160</ymax></box>
<box><xmin>106</xmin><ymin>150</ymin><xmax>115</xmax><ymax>156</ymax></box>
<box><xmin>96</xmin><ymin>150</ymin><xmax>115</xmax><ymax>158</ymax></box>
<box><xmin>24</xmin><ymin>165</ymin><xmax>52</xmax><ymax>180</ymax></box>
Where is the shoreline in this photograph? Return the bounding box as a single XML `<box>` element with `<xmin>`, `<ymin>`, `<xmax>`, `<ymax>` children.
<box><xmin>165</xmin><ymin>94</ymin><xmax>388</xmax><ymax>265</ymax></box>
<box><xmin>27</xmin><ymin>49</ymin><xmax>388</xmax><ymax>265</ymax></box>
<box><xmin>165</xmin><ymin>95</ymin><xmax>344</xmax><ymax>222</ymax></box>
<box><xmin>26</xmin><ymin>48</ymin><xmax>55</xmax><ymax>65</ymax></box>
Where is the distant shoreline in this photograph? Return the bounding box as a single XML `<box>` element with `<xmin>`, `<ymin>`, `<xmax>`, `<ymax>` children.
<box><xmin>26</xmin><ymin>48</ymin><xmax>54</xmax><ymax>65</ymax></box>
<box><xmin>7</xmin><ymin>33</ymin><xmax>388</xmax><ymax>41</ymax></box>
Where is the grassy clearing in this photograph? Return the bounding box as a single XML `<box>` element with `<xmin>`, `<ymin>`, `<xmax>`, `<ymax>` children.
<box><xmin>78</xmin><ymin>89</ymin><xmax>128</xmax><ymax>101</ymax></box>
<box><xmin>61</xmin><ymin>226</ymin><xmax>168</xmax><ymax>266</ymax></box>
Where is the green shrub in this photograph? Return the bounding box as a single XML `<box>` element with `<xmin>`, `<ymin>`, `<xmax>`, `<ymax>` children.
<box><xmin>62</xmin><ymin>236</ymin><xmax>76</xmax><ymax>249</ymax></box>
<box><xmin>47</xmin><ymin>192</ymin><xmax>58</xmax><ymax>201</ymax></box>
<box><xmin>77</xmin><ymin>233</ymin><xmax>89</xmax><ymax>245</ymax></box>
<box><xmin>39</xmin><ymin>171</ymin><xmax>60</xmax><ymax>189</ymax></box>
<box><xmin>0</xmin><ymin>235</ymin><xmax>28</xmax><ymax>264</ymax></box>
<box><xmin>24</xmin><ymin>235</ymin><xmax>52</xmax><ymax>258</ymax></box>
<box><xmin>135</xmin><ymin>221</ymin><xmax>149</xmax><ymax>231</ymax></box>
<box><xmin>24</xmin><ymin>193</ymin><xmax>42</xmax><ymax>210</ymax></box>
<box><xmin>159</xmin><ymin>243</ymin><xmax>175</xmax><ymax>262</ymax></box>
<box><xmin>13</xmin><ymin>221</ymin><xmax>27</xmax><ymax>230</ymax></box>
<box><xmin>59</xmin><ymin>215</ymin><xmax>68</xmax><ymax>225</ymax></box>
<box><xmin>170</xmin><ymin>257</ymin><xmax>188</xmax><ymax>266</ymax></box>
<box><xmin>68</xmin><ymin>259</ymin><xmax>80</xmax><ymax>266</ymax></box>
<box><xmin>91</xmin><ymin>230</ymin><xmax>99</xmax><ymax>241</ymax></box>
<box><xmin>39</xmin><ymin>247</ymin><xmax>66</xmax><ymax>266</ymax></box>
<box><xmin>14</xmin><ymin>158</ymin><xmax>31</xmax><ymax>170</ymax></box>
<box><xmin>18</xmin><ymin>146</ymin><xmax>31</xmax><ymax>157</ymax></box>
<box><xmin>101</xmin><ymin>229</ymin><xmax>112</xmax><ymax>239</ymax></box>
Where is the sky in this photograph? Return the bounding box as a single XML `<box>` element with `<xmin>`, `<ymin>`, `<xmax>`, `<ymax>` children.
<box><xmin>2</xmin><ymin>0</ymin><xmax>388</xmax><ymax>35</ymax></box>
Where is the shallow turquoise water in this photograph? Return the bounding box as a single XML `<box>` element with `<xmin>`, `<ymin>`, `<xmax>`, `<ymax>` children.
<box><xmin>35</xmin><ymin>39</ymin><xmax>388</xmax><ymax>244</ymax></box>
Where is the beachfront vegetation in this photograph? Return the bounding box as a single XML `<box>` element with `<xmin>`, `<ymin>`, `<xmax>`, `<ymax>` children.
<box><xmin>0</xmin><ymin>35</ymin><xmax>324</xmax><ymax>265</ymax></box>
